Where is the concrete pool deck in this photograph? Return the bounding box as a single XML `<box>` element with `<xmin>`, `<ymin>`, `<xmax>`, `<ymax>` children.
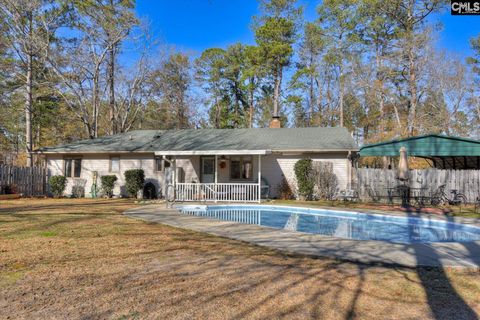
<box><xmin>124</xmin><ymin>204</ymin><xmax>480</xmax><ymax>268</ymax></box>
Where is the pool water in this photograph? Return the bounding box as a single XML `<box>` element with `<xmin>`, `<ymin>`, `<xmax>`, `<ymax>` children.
<box><xmin>177</xmin><ymin>205</ymin><xmax>480</xmax><ymax>244</ymax></box>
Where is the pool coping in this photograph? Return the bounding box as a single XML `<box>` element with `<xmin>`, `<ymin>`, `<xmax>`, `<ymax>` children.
<box><xmin>124</xmin><ymin>204</ymin><xmax>480</xmax><ymax>268</ymax></box>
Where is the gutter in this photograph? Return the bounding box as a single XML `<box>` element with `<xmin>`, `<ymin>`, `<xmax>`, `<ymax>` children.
<box><xmin>273</xmin><ymin>148</ymin><xmax>359</xmax><ymax>153</ymax></box>
<box><xmin>34</xmin><ymin>150</ymin><xmax>154</xmax><ymax>155</ymax></box>
<box><xmin>154</xmin><ymin>150</ymin><xmax>272</xmax><ymax>156</ymax></box>
<box><xmin>36</xmin><ymin>148</ymin><xmax>359</xmax><ymax>155</ymax></box>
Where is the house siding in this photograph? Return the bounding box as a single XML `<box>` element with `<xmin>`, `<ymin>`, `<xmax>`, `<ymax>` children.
<box><xmin>176</xmin><ymin>156</ymin><xmax>199</xmax><ymax>183</ymax></box>
<box><xmin>261</xmin><ymin>153</ymin><xmax>351</xmax><ymax>198</ymax></box>
<box><xmin>46</xmin><ymin>151</ymin><xmax>352</xmax><ymax>199</ymax></box>
<box><xmin>46</xmin><ymin>153</ymin><xmax>164</xmax><ymax>197</ymax></box>
<box><xmin>178</xmin><ymin>153</ymin><xmax>350</xmax><ymax>198</ymax></box>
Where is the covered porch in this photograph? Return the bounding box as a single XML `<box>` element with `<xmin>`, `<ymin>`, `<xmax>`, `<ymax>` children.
<box><xmin>156</xmin><ymin>150</ymin><xmax>270</xmax><ymax>203</ymax></box>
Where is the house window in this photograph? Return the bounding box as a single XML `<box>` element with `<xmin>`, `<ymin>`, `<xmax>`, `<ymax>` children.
<box><xmin>64</xmin><ymin>158</ymin><xmax>82</xmax><ymax>178</ymax></box>
<box><xmin>110</xmin><ymin>157</ymin><xmax>120</xmax><ymax>172</ymax></box>
<box><xmin>230</xmin><ymin>156</ymin><xmax>253</xmax><ymax>180</ymax></box>
<box><xmin>155</xmin><ymin>157</ymin><xmax>171</xmax><ymax>172</ymax></box>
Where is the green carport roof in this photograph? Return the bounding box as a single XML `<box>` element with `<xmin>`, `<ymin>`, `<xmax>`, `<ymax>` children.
<box><xmin>360</xmin><ymin>134</ymin><xmax>480</xmax><ymax>157</ymax></box>
<box><xmin>359</xmin><ymin>134</ymin><xmax>480</xmax><ymax>169</ymax></box>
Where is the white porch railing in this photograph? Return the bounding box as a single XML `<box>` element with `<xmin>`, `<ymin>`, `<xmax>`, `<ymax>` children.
<box><xmin>175</xmin><ymin>183</ymin><xmax>260</xmax><ymax>202</ymax></box>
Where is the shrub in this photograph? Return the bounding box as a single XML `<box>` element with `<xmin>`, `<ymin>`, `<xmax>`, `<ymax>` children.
<box><xmin>49</xmin><ymin>175</ymin><xmax>67</xmax><ymax>198</ymax></box>
<box><xmin>3</xmin><ymin>184</ymin><xmax>17</xmax><ymax>194</ymax></box>
<box><xmin>312</xmin><ymin>161</ymin><xmax>338</xmax><ymax>200</ymax></box>
<box><xmin>124</xmin><ymin>169</ymin><xmax>145</xmax><ymax>198</ymax></box>
<box><xmin>294</xmin><ymin>159</ymin><xmax>314</xmax><ymax>200</ymax></box>
<box><xmin>71</xmin><ymin>179</ymin><xmax>86</xmax><ymax>198</ymax></box>
<box><xmin>100</xmin><ymin>175</ymin><xmax>118</xmax><ymax>198</ymax></box>
<box><xmin>276</xmin><ymin>175</ymin><xmax>294</xmax><ymax>200</ymax></box>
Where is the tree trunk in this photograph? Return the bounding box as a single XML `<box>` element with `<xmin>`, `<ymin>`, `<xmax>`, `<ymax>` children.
<box><xmin>339</xmin><ymin>66</ymin><xmax>344</xmax><ymax>127</ymax></box>
<box><xmin>178</xmin><ymin>92</ymin><xmax>186</xmax><ymax>129</ymax></box>
<box><xmin>326</xmin><ymin>78</ymin><xmax>333</xmax><ymax>126</ymax></box>
<box><xmin>234</xmin><ymin>85</ymin><xmax>239</xmax><ymax>128</ymax></box>
<box><xmin>406</xmin><ymin>4</ymin><xmax>417</xmax><ymax>137</ymax></box>
<box><xmin>25</xmin><ymin>12</ymin><xmax>33</xmax><ymax>167</ymax></box>
<box><xmin>249</xmin><ymin>78</ymin><xmax>254</xmax><ymax>128</ymax></box>
<box><xmin>273</xmin><ymin>64</ymin><xmax>281</xmax><ymax>118</ymax></box>
<box><xmin>407</xmin><ymin>44</ymin><xmax>417</xmax><ymax>136</ymax></box>
<box><xmin>92</xmin><ymin>72</ymin><xmax>99</xmax><ymax>138</ymax></box>
<box><xmin>214</xmin><ymin>94</ymin><xmax>220</xmax><ymax>128</ymax></box>
<box><xmin>392</xmin><ymin>104</ymin><xmax>402</xmax><ymax>132</ymax></box>
<box><xmin>25</xmin><ymin>51</ymin><xmax>33</xmax><ymax>167</ymax></box>
<box><xmin>108</xmin><ymin>45</ymin><xmax>116</xmax><ymax>135</ymax></box>
<box><xmin>375</xmin><ymin>43</ymin><xmax>385</xmax><ymax>134</ymax></box>
<box><xmin>309</xmin><ymin>71</ymin><xmax>314</xmax><ymax>127</ymax></box>
<box><xmin>315</xmin><ymin>77</ymin><xmax>323</xmax><ymax>126</ymax></box>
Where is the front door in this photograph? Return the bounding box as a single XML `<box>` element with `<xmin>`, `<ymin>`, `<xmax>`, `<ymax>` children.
<box><xmin>201</xmin><ymin>156</ymin><xmax>215</xmax><ymax>183</ymax></box>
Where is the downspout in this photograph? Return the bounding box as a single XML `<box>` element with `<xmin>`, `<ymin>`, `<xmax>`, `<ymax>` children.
<box><xmin>348</xmin><ymin>151</ymin><xmax>352</xmax><ymax>190</ymax></box>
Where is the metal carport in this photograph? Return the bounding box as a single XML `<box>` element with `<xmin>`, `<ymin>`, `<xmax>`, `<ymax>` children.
<box><xmin>359</xmin><ymin>134</ymin><xmax>480</xmax><ymax>169</ymax></box>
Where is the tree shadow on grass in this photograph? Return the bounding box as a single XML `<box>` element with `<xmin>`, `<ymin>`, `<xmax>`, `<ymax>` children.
<box><xmin>406</xmin><ymin>209</ymin><xmax>478</xmax><ymax>320</ymax></box>
<box><xmin>0</xmin><ymin>199</ymin><xmax>133</xmax><ymax>214</ymax></box>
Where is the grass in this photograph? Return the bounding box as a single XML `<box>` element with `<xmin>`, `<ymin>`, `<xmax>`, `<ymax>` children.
<box><xmin>0</xmin><ymin>198</ymin><xmax>479</xmax><ymax>319</ymax></box>
<box><xmin>270</xmin><ymin>199</ymin><xmax>480</xmax><ymax>217</ymax></box>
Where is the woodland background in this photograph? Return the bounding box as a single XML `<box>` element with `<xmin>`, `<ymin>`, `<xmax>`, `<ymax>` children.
<box><xmin>0</xmin><ymin>0</ymin><xmax>479</xmax><ymax>166</ymax></box>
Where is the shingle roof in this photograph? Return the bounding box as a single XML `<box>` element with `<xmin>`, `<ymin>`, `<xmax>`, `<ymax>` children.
<box><xmin>37</xmin><ymin>127</ymin><xmax>358</xmax><ymax>154</ymax></box>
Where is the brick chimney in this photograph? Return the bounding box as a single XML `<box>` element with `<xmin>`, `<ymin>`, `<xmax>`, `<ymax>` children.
<box><xmin>269</xmin><ymin>116</ymin><xmax>281</xmax><ymax>128</ymax></box>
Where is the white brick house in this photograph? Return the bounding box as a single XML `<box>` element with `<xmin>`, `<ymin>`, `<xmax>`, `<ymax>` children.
<box><xmin>37</xmin><ymin>127</ymin><xmax>358</xmax><ymax>201</ymax></box>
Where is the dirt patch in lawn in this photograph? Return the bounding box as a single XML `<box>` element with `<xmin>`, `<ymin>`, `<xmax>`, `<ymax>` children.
<box><xmin>0</xmin><ymin>198</ymin><xmax>479</xmax><ymax>319</ymax></box>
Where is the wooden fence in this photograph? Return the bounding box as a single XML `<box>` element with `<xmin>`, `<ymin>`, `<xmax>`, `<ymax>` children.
<box><xmin>355</xmin><ymin>168</ymin><xmax>480</xmax><ymax>203</ymax></box>
<box><xmin>0</xmin><ymin>165</ymin><xmax>47</xmax><ymax>197</ymax></box>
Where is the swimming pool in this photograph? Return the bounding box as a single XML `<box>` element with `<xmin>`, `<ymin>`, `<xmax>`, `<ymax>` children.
<box><xmin>177</xmin><ymin>205</ymin><xmax>480</xmax><ymax>244</ymax></box>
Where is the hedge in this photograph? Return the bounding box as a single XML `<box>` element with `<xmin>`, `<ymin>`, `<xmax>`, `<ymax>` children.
<box><xmin>49</xmin><ymin>175</ymin><xmax>67</xmax><ymax>198</ymax></box>
<box><xmin>100</xmin><ymin>175</ymin><xmax>118</xmax><ymax>198</ymax></box>
<box><xmin>124</xmin><ymin>169</ymin><xmax>145</xmax><ymax>198</ymax></box>
<box><xmin>294</xmin><ymin>158</ymin><xmax>314</xmax><ymax>200</ymax></box>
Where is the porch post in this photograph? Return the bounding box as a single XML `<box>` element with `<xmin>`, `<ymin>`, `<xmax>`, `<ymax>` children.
<box><xmin>214</xmin><ymin>154</ymin><xmax>218</xmax><ymax>203</ymax></box>
<box><xmin>258</xmin><ymin>154</ymin><xmax>261</xmax><ymax>203</ymax></box>
<box><xmin>172</xmin><ymin>156</ymin><xmax>177</xmax><ymax>202</ymax></box>
<box><xmin>173</xmin><ymin>156</ymin><xmax>176</xmax><ymax>186</ymax></box>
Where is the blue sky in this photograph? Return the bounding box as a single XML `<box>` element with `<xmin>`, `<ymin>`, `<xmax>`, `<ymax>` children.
<box><xmin>135</xmin><ymin>0</ymin><xmax>479</xmax><ymax>58</ymax></box>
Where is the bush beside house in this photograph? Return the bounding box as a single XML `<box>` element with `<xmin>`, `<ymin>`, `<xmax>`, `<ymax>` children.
<box><xmin>49</xmin><ymin>175</ymin><xmax>67</xmax><ymax>198</ymax></box>
<box><xmin>71</xmin><ymin>179</ymin><xmax>86</xmax><ymax>198</ymax></box>
<box><xmin>124</xmin><ymin>169</ymin><xmax>145</xmax><ymax>198</ymax></box>
<box><xmin>312</xmin><ymin>162</ymin><xmax>338</xmax><ymax>200</ymax></box>
<box><xmin>276</xmin><ymin>174</ymin><xmax>294</xmax><ymax>200</ymax></box>
<box><xmin>101</xmin><ymin>175</ymin><xmax>118</xmax><ymax>198</ymax></box>
<box><xmin>293</xmin><ymin>159</ymin><xmax>339</xmax><ymax>201</ymax></box>
<box><xmin>294</xmin><ymin>159</ymin><xmax>315</xmax><ymax>201</ymax></box>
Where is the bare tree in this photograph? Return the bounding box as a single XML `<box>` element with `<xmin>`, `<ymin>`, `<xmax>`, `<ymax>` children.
<box><xmin>93</xmin><ymin>0</ymin><xmax>138</xmax><ymax>135</ymax></box>
<box><xmin>48</xmin><ymin>2</ymin><xmax>136</xmax><ymax>138</ymax></box>
<box><xmin>114</xmin><ymin>55</ymin><xmax>152</xmax><ymax>133</ymax></box>
<box><xmin>312</xmin><ymin>161</ymin><xmax>338</xmax><ymax>200</ymax></box>
<box><xmin>48</xmin><ymin>32</ymin><xmax>109</xmax><ymax>138</ymax></box>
